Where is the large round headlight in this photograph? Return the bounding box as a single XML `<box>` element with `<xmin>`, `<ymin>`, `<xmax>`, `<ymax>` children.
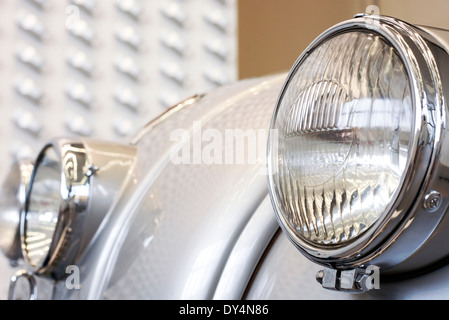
<box><xmin>268</xmin><ymin>15</ymin><xmax>449</xmax><ymax>279</ymax></box>
<box><xmin>21</xmin><ymin>138</ymin><xmax>137</xmax><ymax>279</ymax></box>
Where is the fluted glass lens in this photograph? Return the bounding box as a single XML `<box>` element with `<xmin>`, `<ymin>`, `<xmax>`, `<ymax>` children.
<box><xmin>270</xmin><ymin>31</ymin><xmax>413</xmax><ymax>245</ymax></box>
<box><xmin>24</xmin><ymin>147</ymin><xmax>60</xmax><ymax>267</ymax></box>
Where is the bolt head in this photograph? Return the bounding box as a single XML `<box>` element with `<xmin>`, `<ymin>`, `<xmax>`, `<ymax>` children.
<box><xmin>423</xmin><ymin>191</ymin><xmax>442</xmax><ymax>212</ymax></box>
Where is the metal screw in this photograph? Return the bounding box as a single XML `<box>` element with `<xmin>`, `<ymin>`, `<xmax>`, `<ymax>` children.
<box><xmin>316</xmin><ymin>270</ymin><xmax>324</xmax><ymax>284</ymax></box>
<box><xmin>85</xmin><ymin>165</ymin><xmax>99</xmax><ymax>177</ymax></box>
<box><xmin>423</xmin><ymin>191</ymin><xmax>442</xmax><ymax>212</ymax></box>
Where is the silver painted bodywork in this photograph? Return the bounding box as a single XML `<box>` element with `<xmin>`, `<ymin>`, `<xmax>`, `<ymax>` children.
<box><xmin>51</xmin><ymin>73</ymin><xmax>286</xmax><ymax>300</ymax></box>
<box><xmin>246</xmin><ymin>229</ymin><xmax>449</xmax><ymax>300</ymax></box>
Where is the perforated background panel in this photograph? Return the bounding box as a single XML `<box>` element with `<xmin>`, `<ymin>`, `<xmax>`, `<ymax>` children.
<box><xmin>0</xmin><ymin>0</ymin><xmax>237</xmax><ymax>182</ymax></box>
<box><xmin>0</xmin><ymin>0</ymin><xmax>237</xmax><ymax>300</ymax></box>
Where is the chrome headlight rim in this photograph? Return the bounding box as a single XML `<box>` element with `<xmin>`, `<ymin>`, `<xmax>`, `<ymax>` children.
<box><xmin>268</xmin><ymin>15</ymin><xmax>445</xmax><ymax>269</ymax></box>
<box><xmin>21</xmin><ymin>139</ymin><xmax>92</xmax><ymax>276</ymax></box>
<box><xmin>0</xmin><ymin>159</ymin><xmax>34</xmax><ymax>261</ymax></box>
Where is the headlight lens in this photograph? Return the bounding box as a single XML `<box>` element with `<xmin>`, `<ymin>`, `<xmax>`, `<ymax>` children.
<box><xmin>270</xmin><ymin>31</ymin><xmax>413</xmax><ymax>245</ymax></box>
<box><xmin>23</xmin><ymin>146</ymin><xmax>60</xmax><ymax>268</ymax></box>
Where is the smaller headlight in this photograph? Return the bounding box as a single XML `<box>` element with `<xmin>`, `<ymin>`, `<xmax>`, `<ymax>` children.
<box><xmin>23</xmin><ymin>146</ymin><xmax>61</xmax><ymax>268</ymax></box>
<box><xmin>21</xmin><ymin>138</ymin><xmax>137</xmax><ymax>279</ymax></box>
<box><xmin>0</xmin><ymin>160</ymin><xmax>34</xmax><ymax>261</ymax></box>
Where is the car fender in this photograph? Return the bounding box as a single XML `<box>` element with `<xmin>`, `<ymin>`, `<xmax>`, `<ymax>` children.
<box><xmin>54</xmin><ymin>73</ymin><xmax>286</xmax><ymax>300</ymax></box>
<box><xmin>245</xmin><ymin>229</ymin><xmax>449</xmax><ymax>300</ymax></box>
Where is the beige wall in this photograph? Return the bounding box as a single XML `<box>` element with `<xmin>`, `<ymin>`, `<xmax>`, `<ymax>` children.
<box><xmin>238</xmin><ymin>0</ymin><xmax>364</xmax><ymax>79</ymax></box>
<box><xmin>238</xmin><ymin>0</ymin><xmax>448</xmax><ymax>79</ymax></box>
<box><xmin>378</xmin><ymin>0</ymin><xmax>449</xmax><ymax>30</ymax></box>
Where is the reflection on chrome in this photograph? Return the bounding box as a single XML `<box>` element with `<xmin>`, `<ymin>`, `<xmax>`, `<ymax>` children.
<box><xmin>23</xmin><ymin>146</ymin><xmax>60</xmax><ymax>268</ymax></box>
<box><xmin>0</xmin><ymin>159</ymin><xmax>34</xmax><ymax>261</ymax></box>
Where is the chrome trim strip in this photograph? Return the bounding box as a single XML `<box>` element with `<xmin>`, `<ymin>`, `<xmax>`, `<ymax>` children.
<box><xmin>130</xmin><ymin>94</ymin><xmax>205</xmax><ymax>145</ymax></box>
<box><xmin>213</xmin><ymin>196</ymin><xmax>279</xmax><ymax>299</ymax></box>
<box><xmin>8</xmin><ymin>270</ymin><xmax>37</xmax><ymax>300</ymax></box>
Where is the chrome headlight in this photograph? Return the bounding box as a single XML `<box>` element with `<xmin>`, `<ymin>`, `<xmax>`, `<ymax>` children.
<box><xmin>21</xmin><ymin>138</ymin><xmax>137</xmax><ymax>279</ymax></box>
<box><xmin>268</xmin><ymin>15</ymin><xmax>449</xmax><ymax>281</ymax></box>
<box><xmin>24</xmin><ymin>146</ymin><xmax>61</xmax><ymax>268</ymax></box>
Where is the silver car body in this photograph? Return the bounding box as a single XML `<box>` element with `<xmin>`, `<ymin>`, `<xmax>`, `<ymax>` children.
<box><xmin>4</xmin><ymin>18</ymin><xmax>449</xmax><ymax>300</ymax></box>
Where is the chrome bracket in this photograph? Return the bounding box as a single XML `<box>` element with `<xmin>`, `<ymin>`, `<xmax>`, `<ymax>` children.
<box><xmin>316</xmin><ymin>266</ymin><xmax>380</xmax><ymax>293</ymax></box>
<box><xmin>8</xmin><ymin>270</ymin><xmax>38</xmax><ymax>300</ymax></box>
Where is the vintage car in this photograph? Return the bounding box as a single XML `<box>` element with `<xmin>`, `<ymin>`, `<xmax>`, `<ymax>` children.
<box><xmin>2</xmin><ymin>13</ymin><xmax>449</xmax><ymax>301</ymax></box>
